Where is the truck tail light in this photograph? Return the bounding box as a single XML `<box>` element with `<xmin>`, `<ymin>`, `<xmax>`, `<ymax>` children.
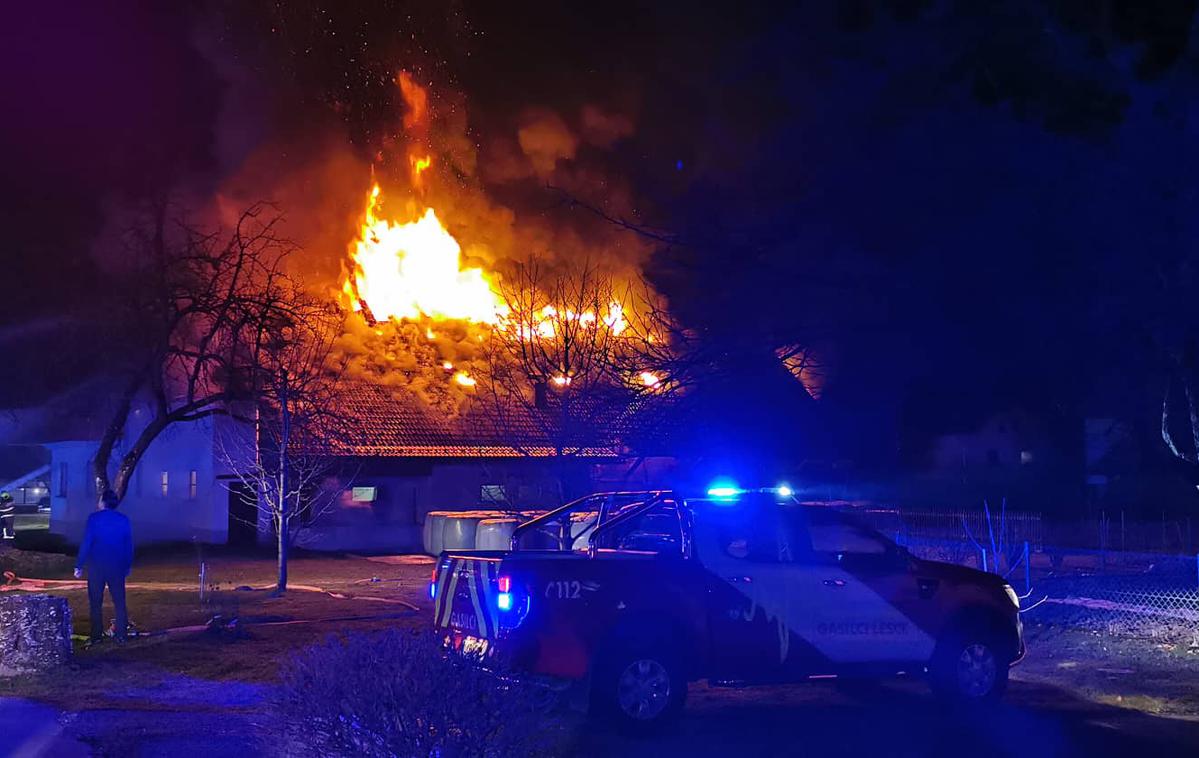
<box><xmin>496</xmin><ymin>574</ymin><xmax>513</xmax><ymax>611</ymax></box>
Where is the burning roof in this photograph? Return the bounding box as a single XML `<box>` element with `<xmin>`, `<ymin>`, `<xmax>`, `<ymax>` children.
<box><xmin>318</xmin><ymin>383</ymin><xmax>653</xmax><ymax>459</ymax></box>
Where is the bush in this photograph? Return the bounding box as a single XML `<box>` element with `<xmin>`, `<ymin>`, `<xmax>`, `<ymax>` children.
<box><xmin>273</xmin><ymin>630</ymin><xmax>563</xmax><ymax>757</ymax></box>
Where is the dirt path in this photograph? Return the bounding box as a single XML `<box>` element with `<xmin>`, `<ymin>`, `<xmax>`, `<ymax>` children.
<box><xmin>0</xmin><ymin>697</ymin><xmax>90</xmax><ymax>757</ymax></box>
<box><xmin>1</xmin><ymin>672</ymin><xmax>269</xmax><ymax>757</ymax></box>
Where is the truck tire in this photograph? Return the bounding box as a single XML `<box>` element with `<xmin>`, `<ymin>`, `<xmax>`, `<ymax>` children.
<box><xmin>928</xmin><ymin>622</ymin><xmax>1010</xmax><ymax>703</ymax></box>
<box><xmin>592</xmin><ymin>642</ymin><xmax>686</xmax><ymax>732</ymax></box>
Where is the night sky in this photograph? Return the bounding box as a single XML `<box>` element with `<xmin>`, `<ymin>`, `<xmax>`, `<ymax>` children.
<box><xmin>4</xmin><ymin>1</ymin><xmax>1199</xmax><ymax>487</ymax></box>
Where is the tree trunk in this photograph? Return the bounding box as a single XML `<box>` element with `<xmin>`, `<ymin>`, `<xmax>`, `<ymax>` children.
<box><xmin>276</xmin><ymin>513</ymin><xmax>289</xmax><ymax>595</ymax></box>
<box><xmin>92</xmin><ymin>375</ymin><xmax>143</xmax><ymax>498</ymax></box>
<box><xmin>276</xmin><ymin>374</ymin><xmax>291</xmax><ymax>595</ymax></box>
<box><xmin>112</xmin><ymin>413</ymin><xmax>171</xmax><ymax>501</ymax></box>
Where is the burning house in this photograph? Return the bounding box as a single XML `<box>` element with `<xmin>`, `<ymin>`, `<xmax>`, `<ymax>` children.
<box><xmin>0</xmin><ymin>73</ymin><xmax>684</xmax><ymax>553</ymax></box>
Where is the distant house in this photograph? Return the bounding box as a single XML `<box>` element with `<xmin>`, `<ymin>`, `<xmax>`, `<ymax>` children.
<box><xmin>892</xmin><ymin>406</ymin><xmax>1064</xmax><ymax>509</ymax></box>
<box><xmin>0</xmin><ymin>379</ymin><xmax>676</xmax><ymax>553</ymax></box>
<box><xmin>928</xmin><ymin>409</ymin><xmax>1047</xmax><ymax>473</ymax></box>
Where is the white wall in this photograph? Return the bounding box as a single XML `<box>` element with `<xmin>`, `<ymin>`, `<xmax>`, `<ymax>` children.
<box><xmin>46</xmin><ymin>409</ymin><xmax>226</xmax><ymax>546</ymax></box>
<box><xmin>293</xmin><ymin>458</ymin><xmax>604</xmax><ymax>554</ymax></box>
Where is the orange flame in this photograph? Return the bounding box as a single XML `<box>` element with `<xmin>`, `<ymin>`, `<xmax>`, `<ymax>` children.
<box><xmin>410</xmin><ymin>153</ymin><xmax>432</xmax><ymax>188</ymax></box>
<box><xmin>397</xmin><ymin>71</ymin><xmax>427</xmax><ymax>132</ymax></box>
<box><xmin>347</xmin><ymin>185</ymin><xmax>504</xmax><ymax>324</ymax></box>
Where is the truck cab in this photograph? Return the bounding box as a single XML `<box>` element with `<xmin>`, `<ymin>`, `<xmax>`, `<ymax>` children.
<box><xmin>431</xmin><ymin>490</ymin><xmax>1023</xmax><ymax>728</ymax></box>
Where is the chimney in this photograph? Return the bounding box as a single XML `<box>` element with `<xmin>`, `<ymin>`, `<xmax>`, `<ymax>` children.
<box><xmin>533</xmin><ymin>382</ymin><xmax>548</xmax><ymax>409</ymax></box>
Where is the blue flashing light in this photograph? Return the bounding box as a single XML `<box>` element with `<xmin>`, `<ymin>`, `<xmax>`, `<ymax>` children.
<box><xmin>707</xmin><ymin>486</ymin><xmax>742</xmax><ymax>498</ymax></box>
<box><xmin>496</xmin><ymin>592</ymin><xmax>513</xmax><ymax>611</ymax></box>
<box><xmin>776</xmin><ymin>484</ymin><xmax>793</xmax><ymax>498</ymax></box>
<box><xmin>429</xmin><ymin>582</ymin><xmax>436</xmax><ymax>600</ymax></box>
<box><xmin>706</xmin><ymin>478</ymin><xmax>744</xmax><ymax>501</ymax></box>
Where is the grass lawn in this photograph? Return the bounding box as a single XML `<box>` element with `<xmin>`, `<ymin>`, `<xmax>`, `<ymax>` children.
<box><xmin>3</xmin><ymin>545</ymin><xmax>1199</xmax><ymax>756</ymax></box>
<box><xmin>1</xmin><ymin>547</ymin><xmax>436</xmax><ymax>707</ymax></box>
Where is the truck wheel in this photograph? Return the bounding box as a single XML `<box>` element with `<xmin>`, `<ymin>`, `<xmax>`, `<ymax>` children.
<box><xmin>929</xmin><ymin>625</ymin><xmax>1009</xmax><ymax>702</ymax></box>
<box><xmin>593</xmin><ymin>645</ymin><xmax>686</xmax><ymax>732</ymax></box>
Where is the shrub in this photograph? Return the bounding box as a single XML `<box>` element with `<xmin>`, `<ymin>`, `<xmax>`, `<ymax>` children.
<box><xmin>273</xmin><ymin>630</ymin><xmax>563</xmax><ymax>757</ymax></box>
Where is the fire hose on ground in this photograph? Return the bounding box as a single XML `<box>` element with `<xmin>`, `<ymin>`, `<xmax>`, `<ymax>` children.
<box><xmin>2</xmin><ymin>570</ymin><xmax>420</xmax><ymax>639</ymax></box>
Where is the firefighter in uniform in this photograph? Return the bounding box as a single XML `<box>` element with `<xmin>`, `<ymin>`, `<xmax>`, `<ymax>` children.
<box><xmin>0</xmin><ymin>491</ymin><xmax>15</xmax><ymax>540</ymax></box>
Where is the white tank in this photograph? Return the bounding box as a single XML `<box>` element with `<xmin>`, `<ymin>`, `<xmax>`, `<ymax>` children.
<box><xmin>423</xmin><ymin>511</ymin><xmax>454</xmax><ymax>555</ymax></box>
<box><xmin>442</xmin><ymin>513</ymin><xmax>484</xmax><ymax>551</ymax></box>
<box><xmin>475</xmin><ymin>518</ymin><xmax>518</xmax><ymax>551</ymax></box>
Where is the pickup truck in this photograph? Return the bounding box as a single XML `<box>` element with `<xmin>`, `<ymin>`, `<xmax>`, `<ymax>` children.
<box><xmin>430</xmin><ymin>489</ymin><xmax>1024</xmax><ymax>729</ymax></box>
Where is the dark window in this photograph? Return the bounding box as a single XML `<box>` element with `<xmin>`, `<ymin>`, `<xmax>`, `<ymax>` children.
<box><xmin>808</xmin><ymin>521</ymin><xmax>889</xmax><ymax>556</ymax></box>
<box><xmin>480</xmin><ymin>484</ymin><xmax>506</xmax><ymax>504</ymax></box>
<box><xmin>804</xmin><ymin>510</ymin><xmax>904</xmax><ymax>569</ymax></box>
<box><xmin>598</xmin><ymin>502</ymin><xmax>682</xmax><ymax>554</ymax></box>
<box><xmin>711</xmin><ymin>500</ymin><xmax>805</xmax><ymax>563</ymax></box>
<box><xmin>57</xmin><ymin>462</ymin><xmax>68</xmax><ymax>497</ymax></box>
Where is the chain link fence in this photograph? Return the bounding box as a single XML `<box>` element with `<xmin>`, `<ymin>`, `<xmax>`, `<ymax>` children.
<box><xmin>890</xmin><ymin>532</ymin><xmax>1199</xmax><ymax>644</ymax></box>
<box><xmin>840</xmin><ymin>504</ymin><xmax>1199</xmax><ymax>645</ymax></box>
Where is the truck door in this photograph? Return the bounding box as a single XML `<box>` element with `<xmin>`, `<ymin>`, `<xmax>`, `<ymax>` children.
<box><xmin>695</xmin><ymin>503</ymin><xmax>820</xmax><ymax>682</ymax></box>
<box><xmin>796</xmin><ymin>510</ymin><xmax>936</xmax><ymax>665</ymax></box>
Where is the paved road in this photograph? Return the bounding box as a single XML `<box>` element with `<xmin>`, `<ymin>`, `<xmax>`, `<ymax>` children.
<box><xmin>0</xmin><ymin>675</ymin><xmax>266</xmax><ymax>758</ymax></box>
<box><xmin>0</xmin><ymin>698</ymin><xmax>89</xmax><ymax>758</ymax></box>
<box><xmin>6</xmin><ymin>676</ymin><xmax>1197</xmax><ymax>757</ymax></box>
<box><xmin>576</xmin><ymin>677</ymin><xmax>1199</xmax><ymax>758</ymax></box>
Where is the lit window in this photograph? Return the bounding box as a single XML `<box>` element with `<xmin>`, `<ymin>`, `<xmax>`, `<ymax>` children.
<box><xmin>189</xmin><ymin>470</ymin><xmax>198</xmax><ymax>499</ymax></box>
<box><xmin>57</xmin><ymin>462</ymin><xmax>68</xmax><ymax>497</ymax></box>
<box><xmin>160</xmin><ymin>471</ymin><xmax>169</xmax><ymax>497</ymax></box>
<box><xmin>1020</xmin><ymin>450</ymin><xmax>1034</xmax><ymax>465</ymax></box>
<box><xmin>350</xmin><ymin>486</ymin><xmax>377</xmax><ymax>502</ymax></box>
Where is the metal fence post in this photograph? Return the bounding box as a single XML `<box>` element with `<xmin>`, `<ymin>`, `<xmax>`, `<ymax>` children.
<box><xmin>1024</xmin><ymin>540</ymin><xmax>1031</xmax><ymax>594</ymax></box>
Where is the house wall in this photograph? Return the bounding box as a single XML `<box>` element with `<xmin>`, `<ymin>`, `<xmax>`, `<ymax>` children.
<box><xmin>292</xmin><ymin>457</ymin><xmax>618</xmax><ymax>553</ymax></box>
<box><xmin>45</xmin><ymin>422</ymin><xmax>679</xmax><ymax>554</ymax></box>
<box><xmin>46</xmin><ymin>414</ymin><xmax>226</xmax><ymax>546</ymax></box>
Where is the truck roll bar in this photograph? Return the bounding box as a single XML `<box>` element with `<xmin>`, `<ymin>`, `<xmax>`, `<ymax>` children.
<box><xmin>509</xmin><ymin>490</ymin><xmax>675</xmax><ymax>552</ymax></box>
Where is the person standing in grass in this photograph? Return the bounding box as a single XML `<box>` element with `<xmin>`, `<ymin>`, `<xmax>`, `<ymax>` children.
<box><xmin>73</xmin><ymin>490</ymin><xmax>133</xmax><ymax>644</ymax></box>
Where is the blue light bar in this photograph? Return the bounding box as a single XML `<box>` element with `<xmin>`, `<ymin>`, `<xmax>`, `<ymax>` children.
<box><xmin>497</xmin><ymin>592</ymin><xmax>513</xmax><ymax>611</ymax></box>
<box><xmin>429</xmin><ymin>582</ymin><xmax>436</xmax><ymax>599</ymax></box>
<box><xmin>776</xmin><ymin>484</ymin><xmax>793</xmax><ymax>498</ymax></box>
<box><xmin>707</xmin><ymin>486</ymin><xmax>743</xmax><ymax>498</ymax></box>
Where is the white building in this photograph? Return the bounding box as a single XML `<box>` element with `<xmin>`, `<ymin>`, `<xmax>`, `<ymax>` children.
<box><xmin>0</xmin><ymin>379</ymin><xmax>674</xmax><ymax>553</ymax></box>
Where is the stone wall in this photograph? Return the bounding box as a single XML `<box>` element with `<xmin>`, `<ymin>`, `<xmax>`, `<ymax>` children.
<box><xmin>0</xmin><ymin>594</ymin><xmax>72</xmax><ymax>676</ymax></box>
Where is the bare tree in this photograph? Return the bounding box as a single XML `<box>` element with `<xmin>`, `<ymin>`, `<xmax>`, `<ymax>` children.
<box><xmin>476</xmin><ymin>260</ymin><xmax>690</xmax><ymax>501</ymax></box>
<box><xmin>1161</xmin><ymin>355</ymin><xmax>1199</xmax><ymax>471</ymax></box>
<box><xmin>91</xmin><ymin>199</ymin><xmax>299</xmax><ymax>500</ymax></box>
<box><xmin>216</xmin><ymin>290</ymin><xmax>353</xmax><ymax>595</ymax></box>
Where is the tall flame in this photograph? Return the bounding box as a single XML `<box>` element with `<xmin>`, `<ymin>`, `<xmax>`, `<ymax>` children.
<box><xmin>348</xmin><ymin>185</ymin><xmax>504</xmax><ymax>324</ymax></box>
